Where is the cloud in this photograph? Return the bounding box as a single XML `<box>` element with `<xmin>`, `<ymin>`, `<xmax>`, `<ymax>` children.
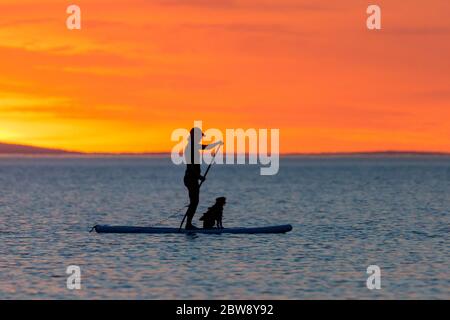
<box><xmin>0</xmin><ymin>92</ymin><xmax>138</xmax><ymax>121</ymax></box>
<box><xmin>384</xmin><ymin>27</ymin><xmax>450</xmax><ymax>36</ymax></box>
<box><xmin>182</xmin><ymin>23</ymin><xmax>311</xmax><ymax>37</ymax></box>
<box><xmin>158</xmin><ymin>0</ymin><xmax>334</xmax><ymax>11</ymax></box>
<box><xmin>411</xmin><ymin>90</ymin><xmax>450</xmax><ymax>102</ymax></box>
<box><xmin>0</xmin><ymin>18</ymin><xmax>57</xmax><ymax>28</ymax></box>
<box><xmin>157</xmin><ymin>0</ymin><xmax>235</xmax><ymax>9</ymax></box>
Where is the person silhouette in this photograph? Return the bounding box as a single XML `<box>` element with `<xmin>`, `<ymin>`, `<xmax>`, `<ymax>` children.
<box><xmin>183</xmin><ymin>127</ymin><xmax>222</xmax><ymax>229</ymax></box>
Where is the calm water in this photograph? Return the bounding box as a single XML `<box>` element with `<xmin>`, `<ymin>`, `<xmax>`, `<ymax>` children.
<box><xmin>0</xmin><ymin>156</ymin><xmax>448</xmax><ymax>299</ymax></box>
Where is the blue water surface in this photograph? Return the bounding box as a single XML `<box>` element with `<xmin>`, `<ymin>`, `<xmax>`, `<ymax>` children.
<box><xmin>0</xmin><ymin>156</ymin><xmax>448</xmax><ymax>299</ymax></box>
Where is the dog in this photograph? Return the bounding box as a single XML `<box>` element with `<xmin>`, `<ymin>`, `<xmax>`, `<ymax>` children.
<box><xmin>199</xmin><ymin>197</ymin><xmax>226</xmax><ymax>229</ymax></box>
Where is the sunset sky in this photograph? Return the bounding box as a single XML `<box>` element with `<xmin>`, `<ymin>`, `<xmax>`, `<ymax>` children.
<box><xmin>0</xmin><ymin>0</ymin><xmax>449</xmax><ymax>153</ymax></box>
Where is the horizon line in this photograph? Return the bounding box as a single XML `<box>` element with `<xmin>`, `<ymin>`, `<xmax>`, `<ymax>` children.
<box><xmin>0</xmin><ymin>141</ymin><xmax>449</xmax><ymax>156</ymax></box>
<box><xmin>1</xmin><ymin>151</ymin><xmax>450</xmax><ymax>157</ymax></box>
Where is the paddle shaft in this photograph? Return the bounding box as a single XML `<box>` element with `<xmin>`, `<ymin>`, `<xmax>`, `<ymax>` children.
<box><xmin>178</xmin><ymin>144</ymin><xmax>222</xmax><ymax>231</ymax></box>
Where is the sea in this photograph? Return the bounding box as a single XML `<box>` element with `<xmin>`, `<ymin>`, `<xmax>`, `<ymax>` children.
<box><xmin>0</xmin><ymin>155</ymin><xmax>448</xmax><ymax>299</ymax></box>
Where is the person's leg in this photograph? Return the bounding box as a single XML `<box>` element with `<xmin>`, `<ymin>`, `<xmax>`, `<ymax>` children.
<box><xmin>185</xmin><ymin>179</ymin><xmax>199</xmax><ymax>228</ymax></box>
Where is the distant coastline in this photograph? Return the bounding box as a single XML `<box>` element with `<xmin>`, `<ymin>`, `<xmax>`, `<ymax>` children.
<box><xmin>0</xmin><ymin>142</ymin><xmax>82</xmax><ymax>155</ymax></box>
<box><xmin>0</xmin><ymin>142</ymin><xmax>449</xmax><ymax>157</ymax></box>
<box><xmin>282</xmin><ymin>151</ymin><xmax>450</xmax><ymax>157</ymax></box>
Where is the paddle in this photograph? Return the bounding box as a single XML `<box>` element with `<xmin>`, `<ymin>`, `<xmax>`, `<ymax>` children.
<box><xmin>178</xmin><ymin>144</ymin><xmax>222</xmax><ymax>231</ymax></box>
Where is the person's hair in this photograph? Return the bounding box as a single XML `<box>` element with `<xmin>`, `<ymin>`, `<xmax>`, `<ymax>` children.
<box><xmin>189</xmin><ymin>127</ymin><xmax>203</xmax><ymax>139</ymax></box>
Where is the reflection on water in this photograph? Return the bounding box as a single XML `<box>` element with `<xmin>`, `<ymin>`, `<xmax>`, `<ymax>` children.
<box><xmin>0</xmin><ymin>156</ymin><xmax>449</xmax><ymax>299</ymax></box>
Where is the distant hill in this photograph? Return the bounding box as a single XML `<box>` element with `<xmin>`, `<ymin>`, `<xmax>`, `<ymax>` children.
<box><xmin>0</xmin><ymin>142</ymin><xmax>79</xmax><ymax>154</ymax></box>
<box><xmin>284</xmin><ymin>151</ymin><xmax>450</xmax><ymax>156</ymax></box>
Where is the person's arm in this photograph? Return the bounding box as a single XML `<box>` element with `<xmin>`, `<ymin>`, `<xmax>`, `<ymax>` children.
<box><xmin>202</xmin><ymin>140</ymin><xmax>223</xmax><ymax>150</ymax></box>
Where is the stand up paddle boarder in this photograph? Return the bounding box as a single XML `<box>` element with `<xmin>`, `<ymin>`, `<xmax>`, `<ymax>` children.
<box><xmin>182</xmin><ymin>127</ymin><xmax>222</xmax><ymax>230</ymax></box>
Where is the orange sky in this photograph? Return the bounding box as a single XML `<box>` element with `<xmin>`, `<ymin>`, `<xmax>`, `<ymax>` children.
<box><xmin>0</xmin><ymin>0</ymin><xmax>449</xmax><ymax>153</ymax></box>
